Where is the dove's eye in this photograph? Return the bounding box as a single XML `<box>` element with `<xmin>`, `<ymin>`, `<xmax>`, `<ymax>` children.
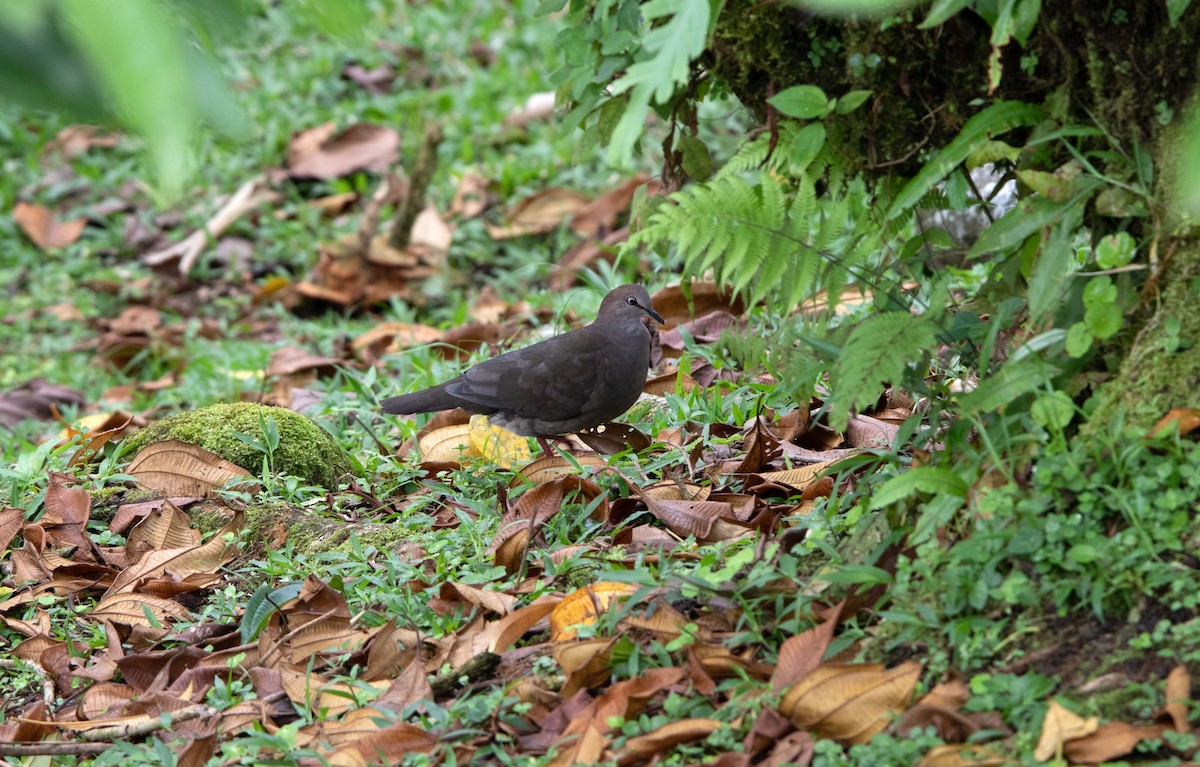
<box><xmin>626</xmin><ymin>297</ymin><xmax>638</xmax><ymax>306</ymax></box>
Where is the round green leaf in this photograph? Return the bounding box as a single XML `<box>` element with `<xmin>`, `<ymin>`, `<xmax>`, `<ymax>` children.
<box><xmin>769</xmin><ymin>85</ymin><xmax>830</xmax><ymax>119</ymax></box>
<box><xmin>1082</xmin><ymin>275</ymin><xmax>1118</xmax><ymax>306</ymax></box>
<box><xmin>1031</xmin><ymin>391</ymin><xmax>1075</xmax><ymax>430</ymax></box>
<box><xmin>1095</xmin><ymin>231</ymin><xmax>1136</xmax><ymax>269</ymax></box>
<box><xmin>1065</xmin><ymin>322</ymin><xmax>1094</xmax><ymax>357</ymax></box>
<box><xmin>1085</xmin><ymin>301</ymin><xmax>1123</xmax><ymax>339</ymax></box>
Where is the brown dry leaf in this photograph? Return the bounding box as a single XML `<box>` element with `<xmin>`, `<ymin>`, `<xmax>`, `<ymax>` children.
<box><xmin>0</xmin><ymin>378</ymin><xmax>87</xmax><ymax>427</ymax></box>
<box><xmin>409</xmin><ymin>205</ymin><xmax>453</xmax><ymax>251</ymax></box>
<box><xmin>308</xmin><ymin>191</ymin><xmax>360</xmax><ymax>218</ymax></box>
<box><xmin>125</xmin><ymin>501</ymin><xmax>201</xmax><ymax>556</ymax></box>
<box><xmin>575</xmin><ymin>422</ymin><xmax>651</xmax><ymax>455</ymax></box>
<box><xmin>485</xmin><ymin>187</ymin><xmax>592</xmax><ymax>239</ymax></box>
<box><xmin>845</xmin><ymin>414</ymin><xmax>899</xmax><ymax>450</ymax></box>
<box><xmin>340</xmin><ymin>62</ymin><xmax>397</xmax><ymax>94</ymax></box>
<box><xmin>642</xmin><ymin>481</ymin><xmax>710</xmax><ymax>502</ymax></box>
<box><xmin>90</xmin><ymin>593</ymin><xmax>194</xmax><ymax>627</ymax></box>
<box><xmin>1033</xmin><ymin>699</ymin><xmax>1099</xmax><ymax>761</ymax></box>
<box><xmin>103</xmin><ymin>512</ymin><xmax>242</xmax><ymax>597</ymax></box>
<box><xmin>1156</xmin><ymin>664</ymin><xmax>1191</xmax><ymax>732</ymax></box>
<box><xmin>1151</xmin><ymin>407</ymin><xmax>1200</xmax><ymax>437</ymax></box>
<box><xmin>43</xmin><ymin>124</ymin><xmax>121</xmax><ymax>158</ymax></box>
<box><xmin>79</xmin><ymin>681</ymin><xmax>136</xmax><ymax>720</ymax></box>
<box><xmin>550</xmin><ymin>582</ymin><xmax>639</xmax><ymax>640</ymax></box>
<box><xmin>548</xmin><ymin>667</ymin><xmax>686</xmax><ymax>767</ymax></box>
<box><xmin>779</xmin><ymin>661</ymin><xmax>922</xmax><ymax>744</ymax></box>
<box><xmin>325</xmin><ymin>720</ymin><xmax>438</xmax><ymax>767</ymax></box>
<box><xmin>127</xmin><ymin>440</ymin><xmax>255</xmax><ymax>497</ymax></box>
<box><xmin>1063</xmin><ymin>721</ymin><xmax>1168</xmax><ymax>764</ymax></box>
<box><xmin>770</xmin><ymin>604</ymin><xmax>843</xmax><ymax>693</ymax></box>
<box><xmin>491</xmin><ymin>476</ymin><xmax>608</xmax><ymax>570</ymax></box>
<box><xmin>752</xmin><ymin>461</ymin><xmax>842</xmax><ymax>492</ymax></box>
<box><xmin>612</xmin><ymin>718</ymin><xmax>722</xmax><ymax>766</ymax></box>
<box><xmin>109</xmin><ymin>496</ymin><xmax>202</xmax><ymax>535</ymax></box>
<box><xmin>487</xmin><ymin>598</ymin><xmax>561</xmax><ymax>653</ymax></box>
<box><xmin>555</xmin><ymin>637</ymin><xmax>617</xmax><ymax>698</ymax></box>
<box><xmin>267</xmin><ymin>346</ymin><xmax>341</xmax><ymax>379</ymax></box>
<box><xmin>512</xmin><ymin>454</ymin><xmax>608</xmax><ymax>486</ymax></box>
<box><xmin>658</xmin><ymin>310</ymin><xmax>742</xmax><ymax>354</ymax></box>
<box><xmin>439</xmin><ymin>581</ymin><xmax>518</xmax><ymax>616</ymax></box>
<box><xmin>915</xmin><ymin>744</ymin><xmax>1008</xmax><ymax>767</ymax></box>
<box><xmin>642</xmin><ymin>498</ymin><xmax>753</xmax><ymax>543</ymax></box>
<box><xmin>418</xmin><ymin>423</ymin><xmax>476</xmax><ymax>464</ymax></box>
<box><xmin>649</xmin><ymin>283</ymin><xmax>745</xmax><ymax>329</ymax></box>
<box><xmin>550</xmin><ymin>227</ymin><xmax>628</xmax><ymax>291</ymax></box>
<box><xmin>448</xmin><ymin>171</ymin><xmax>492</xmax><ymax>218</ymax></box>
<box><xmin>287</xmin><ymin>122</ymin><xmax>400</xmax><ymax>180</ymax></box>
<box><xmin>570</xmin><ymin>174</ymin><xmax>652</xmax><ymax>237</ymax></box>
<box><xmin>352</xmin><ymin>321</ymin><xmax>443</xmax><ymax>363</ymax></box>
<box><xmin>643</xmin><ymin>369</ymin><xmax>700</xmax><ymax>396</ymax></box>
<box><xmin>60</xmin><ymin>411</ymin><xmax>137</xmax><ymax>467</ymax></box>
<box><xmin>0</xmin><ymin>506</ymin><xmax>23</xmax><ymax>554</ymax></box>
<box><xmin>13</xmin><ymin>201</ymin><xmax>87</xmax><ymax>250</ymax></box>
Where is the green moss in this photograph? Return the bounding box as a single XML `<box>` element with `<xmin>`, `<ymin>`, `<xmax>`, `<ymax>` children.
<box><xmin>123</xmin><ymin>402</ymin><xmax>355</xmax><ymax>488</ymax></box>
<box><xmin>1089</xmin><ymin>245</ymin><xmax>1200</xmax><ymax>430</ymax></box>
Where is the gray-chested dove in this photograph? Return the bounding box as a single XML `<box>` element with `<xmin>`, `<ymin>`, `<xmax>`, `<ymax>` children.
<box><xmin>381</xmin><ymin>284</ymin><xmax>664</xmax><ymax>436</ymax></box>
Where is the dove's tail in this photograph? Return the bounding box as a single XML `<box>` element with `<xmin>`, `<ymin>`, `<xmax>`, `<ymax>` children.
<box><xmin>380</xmin><ymin>383</ymin><xmax>465</xmax><ymax>414</ymax></box>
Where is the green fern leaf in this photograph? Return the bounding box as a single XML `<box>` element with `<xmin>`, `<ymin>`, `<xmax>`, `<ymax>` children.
<box><xmin>829</xmin><ymin>312</ymin><xmax>938</xmax><ymax>431</ymax></box>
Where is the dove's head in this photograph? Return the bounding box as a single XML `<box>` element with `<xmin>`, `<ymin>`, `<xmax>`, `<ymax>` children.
<box><xmin>598</xmin><ymin>284</ymin><xmax>664</xmax><ymax>326</ymax></box>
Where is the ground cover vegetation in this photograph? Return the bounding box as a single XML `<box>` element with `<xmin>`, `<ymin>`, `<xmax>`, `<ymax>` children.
<box><xmin>1</xmin><ymin>0</ymin><xmax>1199</xmax><ymax>765</ymax></box>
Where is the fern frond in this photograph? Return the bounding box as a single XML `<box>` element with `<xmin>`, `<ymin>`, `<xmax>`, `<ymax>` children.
<box><xmin>828</xmin><ymin>312</ymin><xmax>938</xmax><ymax>431</ymax></box>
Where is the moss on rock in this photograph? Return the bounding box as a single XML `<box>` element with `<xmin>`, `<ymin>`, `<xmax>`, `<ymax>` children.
<box><xmin>123</xmin><ymin>402</ymin><xmax>355</xmax><ymax>489</ymax></box>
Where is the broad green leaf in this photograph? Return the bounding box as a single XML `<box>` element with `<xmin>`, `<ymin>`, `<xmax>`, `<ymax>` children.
<box><xmin>958</xmin><ymin>358</ymin><xmax>1057</xmax><ymax>414</ymax></box>
<box><xmin>966</xmin><ymin>180</ymin><xmax>1100</xmax><ymax>260</ymax></box>
<box><xmin>679</xmin><ymin>134</ymin><xmax>713</xmax><ymax>181</ymax></box>
<box><xmin>870</xmin><ymin>467</ymin><xmax>969</xmax><ymax>509</ymax></box>
<box><xmin>1167</xmin><ymin>0</ymin><xmax>1193</xmax><ymax>25</ymax></box>
<box><xmin>769</xmin><ymin>84</ymin><xmax>830</xmax><ymax>119</ymax></box>
<box><xmin>835</xmin><ymin>89</ymin><xmax>872</xmax><ymax>115</ymax></box>
<box><xmin>887</xmin><ymin>101</ymin><xmax>1045</xmax><ymax>220</ymax></box>
<box><xmin>919</xmin><ymin>0</ymin><xmax>973</xmax><ymax>27</ymax></box>
<box><xmin>816</xmin><ymin>564</ymin><xmax>894</xmax><ymax>586</ymax></box>
<box><xmin>63</xmin><ymin>0</ymin><xmax>196</xmax><ymax>198</ymax></box>
<box><xmin>240</xmin><ymin>581</ymin><xmax>305</xmax><ymax>644</ymax></box>
<box><xmin>1095</xmin><ymin>231</ymin><xmax>1136</xmax><ymax>269</ymax></box>
<box><xmin>1012</xmin><ymin>0</ymin><xmax>1042</xmax><ymax>46</ymax></box>
<box><xmin>789</xmin><ymin>123</ymin><xmax>826</xmax><ymax>171</ymax></box>
<box><xmin>1027</xmin><ymin>214</ymin><xmax>1081</xmax><ymax>322</ymax></box>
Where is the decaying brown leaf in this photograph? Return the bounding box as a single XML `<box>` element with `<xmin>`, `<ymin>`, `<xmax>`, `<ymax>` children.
<box><xmin>0</xmin><ymin>379</ymin><xmax>87</xmax><ymax>427</ymax></box>
<box><xmin>13</xmin><ymin>200</ymin><xmax>87</xmax><ymax>250</ymax></box>
<box><xmin>485</xmin><ymin>187</ymin><xmax>592</xmax><ymax>239</ymax></box>
<box><xmin>1034</xmin><ymin>699</ymin><xmax>1099</xmax><ymax>761</ymax></box>
<box><xmin>127</xmin><ymin>440</ymin><xmax>255</xmax><ymax>497</ymax></box>
<box><xmin>287</xmin><ymin>122</ymin><xmax>400</xmax><ymax>180</ymax></box>
<box><xmin>550</xmin><ymin>582</ymin><xmax>639</xmax><ymax>640</ymax></box>
<box><xmin>779</xmin><ymin>661</ymin><xmax>922</xmax><ymax>744</ymax></box>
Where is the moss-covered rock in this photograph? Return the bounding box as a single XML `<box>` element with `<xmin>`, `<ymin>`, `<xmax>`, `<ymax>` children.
<box><xmin>123</xmin><ymin>402</ymin><xmax>355</xmax><ymax>488</ymax></box>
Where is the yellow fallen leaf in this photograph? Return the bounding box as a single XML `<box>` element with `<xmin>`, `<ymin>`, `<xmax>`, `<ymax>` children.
<box><xmin>1034</xmin><ymin>699</ymin><xmax>1098</xmax><ymax>761</ymax></box>
<box><xmin>469</xmin><ymin>414</ymin><xmax>531</xmax><ymax>469</ymax></box>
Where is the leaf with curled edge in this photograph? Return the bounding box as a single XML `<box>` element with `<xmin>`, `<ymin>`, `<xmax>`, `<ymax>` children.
<box><xmin>127</xmin><ymin>440</ymin><xmax>256</xmax><ymax>497</ymax></box>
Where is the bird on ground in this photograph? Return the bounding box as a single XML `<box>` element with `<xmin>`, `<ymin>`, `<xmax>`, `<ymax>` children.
<box><xmin>381</xmin><ymin>284</ymin><xmax>664</xmax><ymax>442</ymax></box>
